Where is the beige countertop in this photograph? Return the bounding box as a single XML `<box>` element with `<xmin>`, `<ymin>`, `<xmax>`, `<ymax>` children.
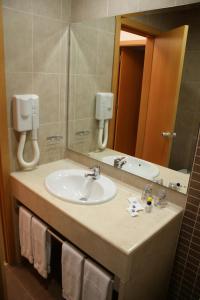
<box><xmin>11</xmin><ymin>159</ymin><xmax>183</xmax><ymax>256</ymax></box>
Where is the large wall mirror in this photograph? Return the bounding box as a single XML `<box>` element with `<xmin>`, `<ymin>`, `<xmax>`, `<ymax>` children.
<box><xmin>68</xmin><ymin>4</ymin><xmax>200</xmax><ymax>194</ymax></box>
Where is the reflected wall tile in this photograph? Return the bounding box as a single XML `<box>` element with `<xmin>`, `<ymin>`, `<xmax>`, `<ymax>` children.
<box><xmin>32</xmin><ymin>0</ymin><xmax>61</xmax><ymax>19</ymax></box>
<box><xmin>60</xmin><ymin>25</ymin><xmax>69</xmax><ymax>74</ymax></box>
<box><xmin>96</xmin><ymin>31</ymin><xmax>114</xmax><ymax>76</ymax></box>
<box><xmin>71</xmin><ymin>0</ymin><xmax>108</xmax><ymax>22</ymax></box>
<box><xmin>69</xmin><ymin>29</ymin><xmax>79</xmax><ymax>75</ymax></box>
<box><xmin>59</xmin><ymin>74</ymin><xmax>68</xmax><ymax>122</ymax></box>
<box><xmin>33</xmin><ymin>16</ymin><xmax>63</xmax><ymax>73</ymax></box>
<box><xmin>95</xmin><ymin>75</ymin><xmax>112</xmax><ymax>92</ymax></box>
<box><xmin>33</xmin><ymin>73</ymin><xmax>60</xmax><ymax>124</ymax></box>
<box><xmin>138</xmin><ymin>0</ymin><xmax>176</xmax><ymax>11</ymax></box>
<box><xmin>74</xmin><ymin>75</ymin><xmax>96</xmax><ymax>119</ymax></box>
<box><xmin>108</xmin><ymin>0</ymin><xmax>139</xmax><ymax>16</ymax></box>
<box><xmin>68</xmin><ymin>75</ymin><xmax>76</xmax><ymax>120</ymax></box>
<box><xmin>70</xmin><ymin>23</ymin><xmax>98</xmax><ymax>75</ymax></box>
<box><xmin>183</xmin><ymin>50</ymin><xmax>200</xmax><ymax>81</ymax></box>
<box><xmin>3</xmin><ymin>8</ymin><xmax>33</xmax><ymax>73</ymax></box>
<box><xmin>71</xmin><ymin>0</ymin><xmax>86</xmax><ymax>22</ymax></box>
<box><xmin>94</xmin><ymin>17</ymin><xmax>116</xmax><ymax>34</ymax></box>
<box><xmin>175</xmin><ymin>0</ymin><xmax>200</xmax><ymax>5</ymax></box>
<box><xmin>61</xmin><ymin>0</ymin><xmax>71</xmax><ymax>22</ymax></box>
<box><xmin>107</xmin><ymin>0</ymin><xmax>129</xmax><ymax>16</ymax></box>
<box><xmin>187</xmin><ymin>26</ymin><xmax>200</xmax><ymax>51</ymax></box>
<box><xmin>178</xmin><ymin>81</ymin><xmax>200</xmax><ymax>112</ymax></box>
<box><xmin>2</xmin><ymin>0</ymin><xmax>32</xmax><ymax>12</ymax></box>
<box><xmin>84</xmin><ymin>0</ymin><xmax>108</xmax><ymax>19</ymax></box>
<box><xmin>5</xmin><ymin>72</ymin><xmax>33</xmax><ymax>128</ymax></box>
<box><xmin>68</xmin><ymin>118</ymin><xmax>97</xmax><ymax>153</ymax></box>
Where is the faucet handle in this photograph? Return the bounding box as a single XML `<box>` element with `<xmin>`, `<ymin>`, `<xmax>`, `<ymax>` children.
<box><xmin>89</xmin><ymin>165</ymin><xmax>100</xmax><ymax>179</ymax></box>
<box><xmin>90</xmin><ymin>165</ymin><xmax>100</xmax><ymax>171</ymax></box>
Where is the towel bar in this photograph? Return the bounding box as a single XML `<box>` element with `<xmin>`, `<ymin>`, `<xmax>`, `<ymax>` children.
<box><xmin>16</xmin><ymin>202</ymin><xmax>116</xmax><ymax>289</ymax></box>
<box><xmin>16</xmin><ymin>203</ymin><xmax>65</xmax><ymax>244</ymax></box>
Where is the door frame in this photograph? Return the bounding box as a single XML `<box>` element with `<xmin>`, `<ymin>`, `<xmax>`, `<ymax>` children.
<box><xmin>0</xmin><ymin>6</ymin><xmax>15</xmax><ymax>264</ymax></box>
<box><xmin>108</xmin><ymin>16</ymin><xmax>160</xmax><ymax>151</ymax></box>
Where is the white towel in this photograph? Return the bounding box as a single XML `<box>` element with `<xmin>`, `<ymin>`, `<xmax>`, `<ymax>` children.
<box><xmin>62</xmin><ymin>242</ymin><xmax>85</xmax><ymax>300</ymax></box>
<box><xmin>82</xmin><ymin>259</ymin><xmax>113</xmax><ymax>300</ymax></box>
<box><xmin>31</xmin><ymin>216</ymin><xmax>51</xmax><ymax>278</ymax></box>
<box><xmin>19</xmin><ymin>206</ymin><xmax>33</xmax><ymax>264</ymax></box>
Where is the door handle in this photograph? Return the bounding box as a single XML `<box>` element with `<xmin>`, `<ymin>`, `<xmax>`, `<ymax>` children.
<box><xmin>162</xmin><ymin>132</ymin><xmax>176</xmax><ymax>138</ymax></box>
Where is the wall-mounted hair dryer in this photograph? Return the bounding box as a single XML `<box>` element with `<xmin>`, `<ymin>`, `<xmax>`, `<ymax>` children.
<box><xmin>95</xmin><ymin>92</ymin><xmax>114</xmax><ymax>150</ymax></box>
<box><xmin>13</xmin><ymin>94</ymin><xmax>40</xmax><ymax>169</ymax></box>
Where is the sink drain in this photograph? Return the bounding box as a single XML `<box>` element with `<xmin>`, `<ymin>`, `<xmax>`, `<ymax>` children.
<box><xmin>80</xmin><ymin>197</ymin><xmax>88</xmax><ymax>202</ymax></box>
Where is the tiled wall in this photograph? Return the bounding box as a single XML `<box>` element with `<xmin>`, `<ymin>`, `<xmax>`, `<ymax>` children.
<box><xmin>2</xmin><ymin>0</ymin><xmax>70</xmax><ymax>171</ymax></box>
<box><xmin>169</xmin><ymin>128</ymin><xmax>200</xmax><ymax>299</ymax></box>
<box><xmin>68</xmin><ymin>17</ymin><xmax>115</xmax><ymax>153</ymax></box>
<box><xmin>71</xmin><ymin>0</ymin><xmax>200</xmax><ymax>22</ymax></box>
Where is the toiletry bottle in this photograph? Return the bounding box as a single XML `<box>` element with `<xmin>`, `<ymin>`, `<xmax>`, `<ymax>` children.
<box><xmin>155</xmin><ymin>189</ymin><xmax>167</xmax><ymax>208</ymax></box>
<box><xmin>145</xmin><ymin>196</ymin><xmax>153</xmax><ymax>213</ymax></box>
<box><xmin>141</xmin><ymin>184</ymin><xmax>152</xmax><ymax>202</ymax></box>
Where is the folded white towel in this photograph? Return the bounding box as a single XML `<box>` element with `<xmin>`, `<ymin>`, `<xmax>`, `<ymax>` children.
<box><xmin>19</xmin><ymin>206</ymin><xmax>33</xmax><ymax>264</ymax></box>
<box><xmin>62</xmin><ymin>242</ymin><xmax>85</xmax><ymax>300</ymax></box>
<box><xmin>31</xmin><ymin>216</ymin><xmax>51</xmax><ymax>278</ymax></box>
<box><xmin>82</xmin><ymin>259</ymin><xmax>113</xmax><ymax>300</ymax></box>
<box><xmin>127</xmin><ymin>196</ymin><xmax>144</xmax><ymax>217</ymax></box>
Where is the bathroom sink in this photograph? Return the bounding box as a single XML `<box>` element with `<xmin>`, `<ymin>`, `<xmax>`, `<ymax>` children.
<box><xmin>102</xmin><ymin>156</ymin><xmax>159</xmax><ymax>180</ymax></box>
<box><xmin>45</xmin><ymin>169</ymin><xmax>117</xmax><ymax>205</ymax></box>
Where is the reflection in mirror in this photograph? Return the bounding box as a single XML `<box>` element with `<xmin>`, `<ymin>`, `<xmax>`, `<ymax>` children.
<box><xmin>68</xmin><ymin>4</ymin><xmax>200</xmax><ymax>194</ymax></box>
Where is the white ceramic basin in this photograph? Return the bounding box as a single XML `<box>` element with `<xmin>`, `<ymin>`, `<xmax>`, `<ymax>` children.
<box><xmin>45</xmin><ymin>169</ymin><xmax>117</xmax><ymax>205</ymax></box>
<box><xmin>102</xmin><ymin>155</ymin><xmax>159</xmax><ymax>180</ymax></box>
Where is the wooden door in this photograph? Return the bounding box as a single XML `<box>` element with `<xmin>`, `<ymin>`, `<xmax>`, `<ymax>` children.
<box><xmin>141</xmin><ymin>25</ymin><xmax>188</xmax><ymax>166</ymax></box>
<box><xmin>114</xmin><ymin>47</ymin><xmax>145</xmax><ymax>156</ymax></box>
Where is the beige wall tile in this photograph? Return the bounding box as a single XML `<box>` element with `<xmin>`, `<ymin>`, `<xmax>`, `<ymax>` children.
<box><xmin>5</xmin><ymin>72</ymin><xmax>33</xmax><ymax>128</ymax></box>
<box><xmin>3</xmin><ymin>8</ymin><xmax>33</xmax><ymax>73</ymax></box>
<box><xmin>39</xmin><ymin>122</ymin><xmax>65</xmax><ymax>150</ymax></box>
<box><xmin>3</xmin><ymin>1</ymin><xmax>70</xmax><ymax>170</ymax></box>
<box><xmin>33</xmin><ymin>16</ymin><xmax>64</xmax><ymax>73</ymax></box>
<box><xmin>33</xmin><ymin>73</ymin><xmax>60</xmax><ymax>124</ymax></box>
<box><xmin>8</xmin><ymin>128</ymin><xmax>19</xmax><ymax>171</ymax></box>
<box><xmin>2</xmin><ymin>0</ymin><xmax>32</xmax><ymax>12</ymax></box>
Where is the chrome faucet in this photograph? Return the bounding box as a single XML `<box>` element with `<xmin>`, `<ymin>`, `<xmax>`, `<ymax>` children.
<box><xmin>85</xmin><ymin>166</ymin><xmax>100</xmax><ymax>180</ymax></box>
<box><xmin>114</xmin><ymin>157</ymin><xmax>127</xmax><ymax>169</ymax></box>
